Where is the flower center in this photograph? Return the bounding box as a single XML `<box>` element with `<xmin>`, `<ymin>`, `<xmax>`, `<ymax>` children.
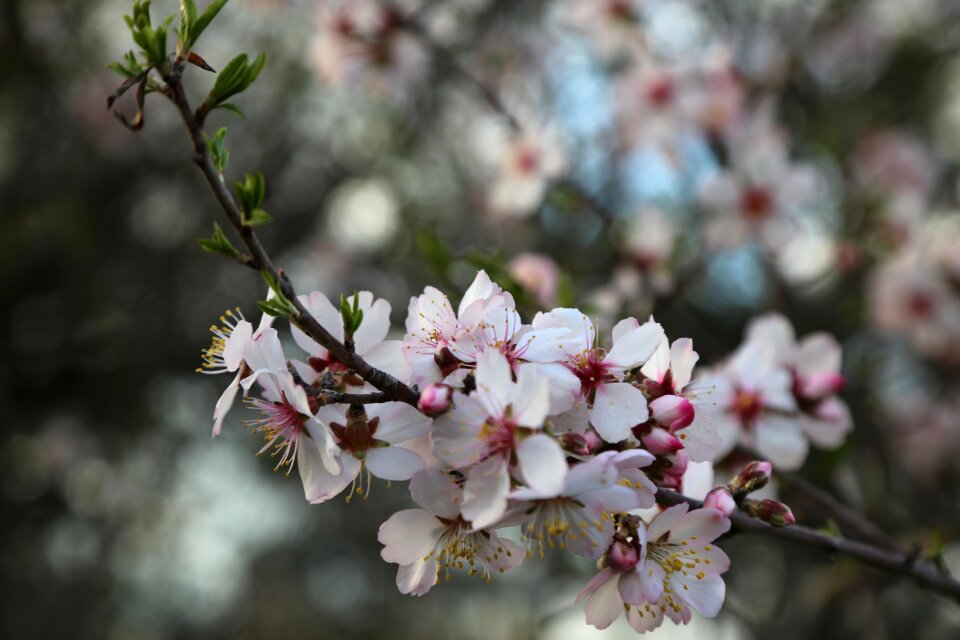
<box><xmin>569</xmin><ymin>350</ymin><xmax>616</xmax><ymax>400</ymax></box>
<box><xmin>740</xmin><ymin>186</ymin><xmax>774</xmax><ymax>220</ymax></box>
<box><xmin>197</xmin><ymin>307</ymin><xmax>245</xmax><ymax>374</ymax></box>
<box><xmin>732</xmin><ymin>389</ymin><xmax>763</xmax><ymax>425</ymax></box>
<box><xmin>245</xmin><ymin>394</ymin><xmax>307</xmax><ymax>474</ymax></box>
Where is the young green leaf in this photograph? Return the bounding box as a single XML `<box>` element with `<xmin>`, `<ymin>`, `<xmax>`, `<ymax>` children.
<box><xmin>197</xmin><ymin>222</ymin><xmax>240</xmax><ymax>258</ymax></box>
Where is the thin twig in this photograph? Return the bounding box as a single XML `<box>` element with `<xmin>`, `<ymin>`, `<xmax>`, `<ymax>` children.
<box><xmin>656</xmin><ymin>489</ymin><xmax>960</xmax><ymax>603</ymax></box>
<box><xmin>287</xmin><ymin>362</ymin><xmax>395</xmax><ymax>406</ymax></box>
<box><xmin>160</xmin><ymin>63</ymin><xmax>419</xmax><ymax>407</ymax></box>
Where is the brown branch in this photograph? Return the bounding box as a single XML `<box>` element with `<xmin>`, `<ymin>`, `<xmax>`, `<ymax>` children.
<box><xmin>287</xmin><ymin>362</ymin><xmax>394</xmax><ymax>406</ymax></box>
<box><xmin>737</xmin><ymin>446</ymin><xmax>901</xmax><ymax>552</ymax></box>
<box><xmin>159</xmin><ymin>63</ymin><xmax>419</xmax><ymax>407</ymax></box>
<box><xmin>656</xmin><ymin>489</ymin><xmax>960</xmax><ymax>603</ymax></box>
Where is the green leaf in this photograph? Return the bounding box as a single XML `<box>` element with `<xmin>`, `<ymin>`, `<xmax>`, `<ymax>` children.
<box><xmin>246</xmin><ymin>208</ymin><xmax>272</xmax><ymax>226</ymax></box>
<box><xmin>213</xmin><ymin>103</ymin><xmax>246</xmax><ymax>119</ymax></box>
<box><xmin>205</xmin><ymin>52</ymin><xmax>267</xmax><ymax>112</ymax></box>
<box><xmin>204</xmin><ymin>127</ymin><xmax>230</xmax><ymax>172</ymax></box>
<box><xmin>197</xmin><ymin>222</ymin><xmax>239</xmax><ymax>258</ymax></box>
<box><xmin>192</xmin><ymin>0</ymin><xmax>229</xmax><ymax>47</ymax></box>
<box><xmin>257</xmin><ymin>298</ymin><xmax>294</xmax><ymax>318</ymax></box>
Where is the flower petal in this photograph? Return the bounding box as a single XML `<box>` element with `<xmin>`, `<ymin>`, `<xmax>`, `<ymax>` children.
<box><xmin>516</xmin><ymin>434</ymin><xmax>567</xmax><ymax>496</ymax></box>
<box><xmin>590</xmin><ymin>383</ymin><xmax>649</xmax><ymax>443</ymax></box>
<box><xmin>366</xmin><ymin>446</ymin><xmax>424</xmax><ymax>481</ymax></box>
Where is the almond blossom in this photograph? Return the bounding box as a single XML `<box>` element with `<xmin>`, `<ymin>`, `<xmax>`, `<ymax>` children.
<box><xmin>378</xmin><ymin>467</ymin><xmax>524</xmax><ymax>595</ymax></box>
<box><xmin>197</xmin><ymin>304</ymin><xmax>274</xmax><ymax>436</ymax></box>
<box><xmin>432</xmin><ymin>349</ymin><xmax>566</xmax><ymax>529</ymax></box>
<box><xmin>532</xmin><ymin>310</ymin><xmax>666</xmax><ymax>443</ymax></box>
<box><xmin>239</xmin><ymin>328</ymin><xmax>342</xmax><ymax>502</ymax></box>
<box><xmin>305</xmin><ymin>401</ymin><xmax>431</xmax><ymax>504</ymax></box>
<box><xmin>577</xmin><ymin>504</ymin><xmax>731</xmax><ymax>633</ymax></box>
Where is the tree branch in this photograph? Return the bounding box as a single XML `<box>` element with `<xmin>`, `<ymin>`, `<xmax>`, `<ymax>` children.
<box><xmin>656</xmin><ymin>489</ymin><xmax>960</xmax><ymax>603</ymax></box>
<box><xmin>159</xmin><ymin>63</ymin><xmax>419</xmax><ymax>407</ymax></box>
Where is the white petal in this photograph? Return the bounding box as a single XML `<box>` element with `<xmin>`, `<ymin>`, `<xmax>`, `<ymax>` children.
<box><xmin>410</xmin><ymin>468</ymin><xmax>462</xmax><ymax>519</ymax></box>
<box><xmin>461</xmin><ymin>457</ymin><xmax>510</xmax><ymax>529</ymax></box>
<box><xmin>512</xmin><ymin>364</ymin><xmax>550</xmax><ymax>428</ymax></box>
<box><xmin>670</xmin><ymin>571</ymin><xmax>726</xmax><ymax>618</ymax></box>
<box><xmin>298</xmin><ymin>443</ymin><xmax>357</xmax><ymax>504</ymax></box>
<box><xmin>212</xmin><ymin>374</ymin><xmax>241</xmax><ymax>437</ymax></box>
<box><xmin>367</xmin><ymin>402</ymin><xmax>431</xmax><ymax>444</ymax></box>
<box><xmin>604</xmin><ymin>320</ymin><xmax>665</xmax><ymax>370</ymax></box>
<box><xmin>353</xmin><ymin>294</ymin><xmax>391</xmax><ymax>355</ymax></box>
<box><xmin>669</xmin><ymin>338</ymin><xmax>699</xmax><ymax>390</ymax></box>
<box><xmin>364</xmin><ymin>340</ymin><xmax>411</xmax><ymax>385</ymax></box>
<box><xmin>222</xmin><ymin>320</ymin><xmax>253</xmax><ymax>371</ymax></box>
<box><xmin>753</xmin><ymin>414</ymin><xmax>809</xmax><ymax>471</ymax></box>
<box><xmin>378</xmin><ymin>509</ymin><xmax>443</xmax><ymax>565</ymax></box>
<box><xmin>292</xmin><ymin>291</ymin><xmax>342</xmax><ymax>355</ymax></box>
<box><xmin>583</xmin><ymin>571</ymin><xmax>625</xmax><ymax>630</ymax></box>
<box><xmin>474</xmin><ymin>349</ymin><xmax>513</xmax><ymax>418</ymax></box>
<box><xmin>669</xmin><ymin>508</ymin><xmax>731</xmax><ymax>543</ymax></box>
<box><xmin>647</xmin><ymin>503</ymin><xmax>689</xmax><ymax>543</ymax></box>
<box><xmin>796</xmin><ymin>333</ymin><xmax>842</xmax><ymax>377</ymax></box>
<box><xmin>396</xmin><ymin>556</ymin><xmax>439</xmax><ymax>596</ymax></box>
<box><xmin>590</xmin><ymin>383</ymin><xmax>649</xmax><ymax>443</ymax></box>
<box><xmin>746</xmin><ymin>313</ymin><xmax>796</xmax><ymax>366</ymax></box>
<box><xmin>617</xmin><ymin>571</ymin><xmax>646</xmax><ymax>606</ymax></box>
<box><xmin>516</xmin><ymin>434</ymin><xmax>567</xmax><ymax>496</ymax></box>
<box><xmin>639</xmin><ymin>337</ymin><xmax>670</xmax><ymax>384</ymax></box>
<box><xmin>366</xmin><ymin>446</ymin><xmax>424</xmax><ymax>481</ymax></box>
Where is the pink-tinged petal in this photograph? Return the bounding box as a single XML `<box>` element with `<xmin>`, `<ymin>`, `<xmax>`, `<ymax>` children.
<box><xmin>516</xmin><ymin>434</ymin><xmax>567</xmax><ymax>496</ymax></box>
<box><xmin>618</xmin><ymin>571</ymin><xmax>646</xmax><ymax>606</ymax></box>
<box><xmin>222</xmin><ymin>320</ymin><xmax>253</xmax><ymax>371</ymax></box>
<box><xmin>474</xmin><ymin>349</ymin><xmax>513</xmax><ymax>418</ymax></box>
<box><xmin>583</xmin><ymin>571</ymin><xmax>626</xmax><ymax>630</ymax></box>
<box><xmin>405</xmin><ymin>286</ymin><xmax>455</xmax><ymax>336</ymax></box>
<box><xmin>367</xmin><ymin>402</ymin><xmax>431</xmax><ymax>444</ymax></box>
<box><xmin>760</xmin><ymin>367</ymin><xmax>798</xmax><ymax>413</ymax></box>
<box><xmin>640</xmin><ymin>337</ymin><xmax>671</xmax><ymax>384</ymax></box>
<box><xmin>611</xmin><ymin>317</ymin><xmax>640</xmax><ymax>343</ymax></box>
<box><xmin>647</xmin><ymin>503</ymin><xmax>689</xmax><ymax>543</ymax></box>
<box><xmin>298</xmin><ymin>442</ymin><xmax>356</xmax><ymax>504</ymax></box>
<box><xmin>458</xmin><ymin>270</ymin><xmax>499</xmax><ymax>317</ymax></box>
<box><xmin>212</xmin><ymin>373</ymin><xmax>241</xmax><ymax>437</ymax></box>
<box><xmin>627</xmin><ymin>599</ymin><xmax>666</xmax><ymax>633</ymax></box>
<box><xmin>799</xmin><ymin>372</ymin><xmax>845</xmax><ymax>399</ymax></box>
<box><xmin>576</xmin><ymin>567</ymin><xmax>618</xmax><ymax>604</ymax></box>
<box><xmin>753</xmin><ymin>414</ymin><xmax>809</xmax><ymax>471</ymax></box>
<box><xmin>366</xmin><ymin>446</ymin><xmax>424</xmax><ymax>481</ymax></box>
<box><xmin>728</xmin><ymin>341</ymin><xmax>775</xmax><ymax>391</ymax></box>
<box><xmin>796</xmin><ymin>333</ymin><xmax>842</xmax><ymax>378</ymax></box>
<box><xmin>747</xmin><ymin>313</ymin><xmax>796</xmax><ymax>365</ymax></box>
<box><xmin>801</xmin><ymin>398</ymin><xmax>852</xmax><ymax>447</ymax></box>
<box><xmin>292</xmin><ymin>291</ymin><xmax>343</xmax><ymax>355</ymax></box>
<box><xmin>650</xmin><ymin>395</ymin><xmax>695</xmax><ymax>431</ymax></box>
<box><xmin>364</xmin><ymin>340</ymin><xmax>412</xmax><ymax>386</ymax></box>
<box><xmin>604</xmin><ymin>320</ymin><xmax>665</xmax><ymax>370</ymax></box>
<box><xmin>669</xmin><ymin>338</ymin><xmax>699</xmax><ymax>390</ymax></box>
<box><xmin>513</xmin><ymin>365</ymin><xmax>550</xmax><ymax>428</ymax></box>
<box><xmin>240</xmin><ymin>328</ymin><xmax>286</xmax><ymax>397</ymax></box>
<box><xmin>378</xmin><ymin>509</ymin><xmax>443</xmax><ymax>565</ymax></box>
<box><xmin>642</xmin><ymin>427</ymin><xmax>683</xmax><ymax>455</ymax></box>
<box><xmin>410</xmin><ymin>468</ymin><xmax>462</xmax><ymax>519</ymax></box>
<box><xmin>353</xmin><ymin>293</ymin><xmax>391</xmax><ymax>355</ymax></box>
<box><xmin>461</xmin><ymin>457</ymin><xmax>510</xmax><ymax>529</ymax></box>
<box><xmin>590</xmin><ymin>383</ymin><xmax>649</xmax><ymax>443</ymax></box>
<box><xmin>304</xmin><ymin>419</ymin><xmax>342</xmax><ymax>475</ymax></box>
<box><xmin>670</xmin><ymin>508</ymin><xmax>731</xmax><ymax>543</ymax></box>
<box><xmin>669</xmin><ymin>571</ymin><xmax>726</xmax><ymax>618</ymax></box>
<box><xmin>640</xmin><ymin>558</ymin><xmax>666</xmax><ymax>602</ymax></box>
<box><xmin>396</xmin><ymin>556</ymin><xmax>439</xmax><ymax>596</ymax></box>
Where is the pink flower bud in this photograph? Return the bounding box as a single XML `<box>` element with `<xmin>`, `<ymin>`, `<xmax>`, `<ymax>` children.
<box><xmin>730</xmin><ymin>460</ymin><xmax>772</xmax><ymax>498</ymax></box>
<box><xmin>703</xmin><ymin>487</ymin><xmax>736</xmax><ymax>517</ymax></box>
<box><xmin>561</xmin><ymin>429</ymin><xmax>603</xmax><ymax>456</ymax></box>
<box><xmin>749</xmin><ymin>499</ymin><xmax>796</xmax><ymax>527</ymax></box>
<box><xmin>642</xmin><ymin>426</ymin><xmax>683</xmax><ymax>455</ymax></box>
<box><xmin>607</xmin><ymin>540</ymin><xmax>639</xmax><ymax>572</ymax></box>
<box><xmin>658</xmin><ymin>451</ymin><xmax>688</xmax><ymax>490</ymax></box>
<box><xmin>418</xmin><ymin>383</ymin><xmax>453</xmax><ymax>417</ymax></box>
<box><xmin>649</xmin><ymin>395</ymin><xmax>695</xmax><ymax>431</ymax></box>
<box><xmin>799</xmin><ymin>372</ymin><xmax>845</xmax><ymax>399</ymax></box>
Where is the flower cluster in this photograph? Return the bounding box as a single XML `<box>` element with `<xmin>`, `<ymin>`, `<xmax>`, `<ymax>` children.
<box><xmin>702</xmin><ymin>313</ymin><xmax>852</xmax><ymax>471</ymax></box>
<box><xmin>200</xmin><ymin>270</ymin><xmax>734</xmax><ymax>633</ymax></box>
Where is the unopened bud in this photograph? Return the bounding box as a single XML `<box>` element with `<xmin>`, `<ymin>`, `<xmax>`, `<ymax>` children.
<box><xmin>703</xmin><ymin>487</ymin><xmax>736</xmax><ymax>517</ymax></box>
<box><xmin>658</xmin><ymin>450</ymin><xmax>688</xmax><ymax>491</ymax></box>
<box><xmin>606</xmin><ymin>540</ymin><xmax>639</xmax><ymax>572</ymax></box>
<box><xmin>418</xmin><ymin>383</ymin><xmax>453</xmax><ymax>417</ymax></box>
<box><xmin>562</xmin><ymin>429</ymin><xmax>603</xmax><ymax>456</ymax></box>
<box><xmin>729</xmin><ymin>460</ymin><xmax>773</xmax><ymax>498</ymax></box>
<box><xmin>745</xmin><ymin>498</ymin><xmax>795</xmax><ymax>527</ymax></box>
<box><xmin>649</xmin><ymin>395</ymin><xmax>695</xmax><ymax>432</ymax></box>
<box><xmin>642</xmin><ymin>426</ymin><xmax>683</xmax><ymax>455</ymax></box>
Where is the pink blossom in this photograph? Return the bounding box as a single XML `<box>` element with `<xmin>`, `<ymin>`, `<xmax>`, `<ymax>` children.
<box><xmin>507</xmin><ymin>252</ymin><xmax>560</xmax><ymax>309</ymax></box>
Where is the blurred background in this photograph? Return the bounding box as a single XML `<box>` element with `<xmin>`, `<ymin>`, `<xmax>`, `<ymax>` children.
<box><xmin>4</xmin><ymin>0</ymin><xmax>960</xmax><ymax>638</ymax></box>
